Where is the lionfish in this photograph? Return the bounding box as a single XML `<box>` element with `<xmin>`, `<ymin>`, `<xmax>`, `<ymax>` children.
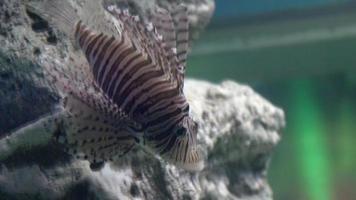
<box><xmin>27</xmin><ymin>0</ymin><xmax>203</xmax><ymax>171</ymax></box>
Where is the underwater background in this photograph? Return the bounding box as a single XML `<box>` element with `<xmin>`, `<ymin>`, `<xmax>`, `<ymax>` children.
<box><xmin>188</xmin><ymin>0</ymin><xmax>356</xmax><ymax>200</ymax></box>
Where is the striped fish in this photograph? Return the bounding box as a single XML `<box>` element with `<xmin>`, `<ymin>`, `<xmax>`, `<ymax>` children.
<box><xmin>28</xmin><ymin>0</ymin><xmax>203</xmax><ymax>171</ymax></box>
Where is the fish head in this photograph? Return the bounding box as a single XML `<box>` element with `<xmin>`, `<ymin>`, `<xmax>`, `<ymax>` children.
<box><xmin>163</xmin><ymin>116</ymin><xmax>204</xmax><ymax>172</ymax></box>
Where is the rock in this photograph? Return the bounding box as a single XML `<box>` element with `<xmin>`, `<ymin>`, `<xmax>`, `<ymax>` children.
<box><xmin>0</xmin><ymin>79</ymin><xmax>284</xmax><ymax>200</ymax></box>
<box><xmin>0</xmin><ymin>0</ymin><xmax>215</xmax><ymax>135</ymax></box>
<box><xmin>0</xmin><ymin>0</ymin><xmax>285</xmax><ymax>200</ymax></box>
<box><xmin>110</xmin><ymin>0</ymin><xmax>216</xmax><ymax>45</ymax></box>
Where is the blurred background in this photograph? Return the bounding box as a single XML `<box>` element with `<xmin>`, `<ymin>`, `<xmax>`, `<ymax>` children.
<box><xmin>187</xmin><ymin>0</ymin><xmax>356</xmax><ymax>200</ymax></box>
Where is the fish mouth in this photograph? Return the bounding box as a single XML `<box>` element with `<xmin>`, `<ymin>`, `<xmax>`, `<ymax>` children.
<box><xmin>145</xmin><ymin>128</ymin><xmax>204</xmax><ymax>171</ymax></box>
<box><xmin>166</xmin><ymin>147</ymin><xmax>204</xmax><ymax>172</ymax></box>
<box><xmin>162</xmin><ymin>136</ymin><xmax>204</xmax><ymax>171</ymax></box>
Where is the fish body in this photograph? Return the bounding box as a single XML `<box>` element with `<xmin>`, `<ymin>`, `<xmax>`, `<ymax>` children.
<box><xmin>28</xmin><ymin>0</ymin><xmax>203</xmax><ymax>171</ymax></box>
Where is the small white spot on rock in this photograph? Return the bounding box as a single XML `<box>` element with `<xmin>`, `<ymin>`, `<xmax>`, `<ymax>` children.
<box><xmin>146</xmin><ymin>23</ymin><xmax>153</xmax><ymax>31</ymax></box>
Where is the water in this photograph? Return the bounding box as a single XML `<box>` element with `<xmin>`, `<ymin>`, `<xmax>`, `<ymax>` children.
<box><xmin>189</xmin><ymin>1</ymin><xmax>356</xmax><ymax>199</ymax></box>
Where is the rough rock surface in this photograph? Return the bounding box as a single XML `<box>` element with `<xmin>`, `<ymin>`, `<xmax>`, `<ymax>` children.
<box><xmin>0</xmin><ymin>0</ymin><xmax>215</xmax><ymax>135</ymax></box>
<box><xmin>0</xmin><ymin>0</ymin><xmax>285</xmax><ymax>200</ymax></box>
<box><xmin>0</xmin><ymin>80</ymin><xmax>284</xmax><ymax>200</ymax></box>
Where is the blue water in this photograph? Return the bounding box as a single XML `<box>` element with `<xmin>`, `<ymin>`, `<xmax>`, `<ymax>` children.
<box><xmin>214</xmin><ymin>0</ymin><xmax>351</xmax><ymax>20</ymax></box>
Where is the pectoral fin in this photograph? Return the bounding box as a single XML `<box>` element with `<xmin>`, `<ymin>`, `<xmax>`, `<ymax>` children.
<box><xmin>62</xmin><ymin>93</ymin><xmax>139</xmax><ymax>165</ymax></box>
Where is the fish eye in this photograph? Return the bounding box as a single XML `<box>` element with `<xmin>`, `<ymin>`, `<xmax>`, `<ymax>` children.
<box><xmin>183</xmin><ymin>105</ymin><xmax>189</xmax><ymax>113</ymax></box>
<box><xmin>176</xmin><ymin>127</ymin><xmax>187</xmax><ymax>137</ymax></box>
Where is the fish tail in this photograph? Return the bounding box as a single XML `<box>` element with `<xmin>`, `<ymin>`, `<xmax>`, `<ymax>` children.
<box><xmin>26</xmin><ymin>0</ymin><xmax>79</xmax><ymax>39</ymax></box>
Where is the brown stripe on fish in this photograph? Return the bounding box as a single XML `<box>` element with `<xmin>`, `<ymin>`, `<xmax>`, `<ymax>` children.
<box><xmin>151</xmin><ymin>104</ymin><xmax>189</xmax><ymax>125</ymax></box>
<box><xmin>146</xmin><ymin>107</ymin><xmax>182</xmax><ymax>127</ymax></box>
<box><xmin>154</xmin><ymin>133</ymin><xmax>177</xmax><ymax>152</ymax></box>
<box><xmin>96</xmin><ymin>38</ymin><xmax>121</xmax><ymax>84</ymax></box>
<box><xmin>115</xmin><ymin>58</ymin><xmax>164</xmax><ymax>98</ymax></box>
<box><xmin>148</xmin><ymin>117</ymin><xmax>185</xmax><ymax>141</ymax></box>
<box><xmin>151</xmin><ymin>6</ymin><xmax>177</xmax><ymax>65</ymax></box>
<box><xmin>98</xmin><ymin>34</ymin><xmax>125</xmax><ymax>88</ymax></box>
<box><xmin>92</xmin><ymin>36</ymin><xmax>115</xmax><ymax>78</ymax></box>
<box><xmin>172</xmin><ymin>5</ymin><xmax>189</xmax><ymax>68</ymax></box>
<box><xmin>89</xmin><ymin>34</ymin><xmax>107</xmax><ymax>65</ymax></box>
<box><xmin>92</xmin><ymin>37</ymin><xmax>113</xmax><ymax>63</ymax></box>
<box><xmin>130</xmin><ymin>81</ymin><xmax>178</xmax><ymax>116</ymax></box>
<box><xmin>160</xmin><ymin>134</ymin><xmax>181</xmax><ymax>155</ymax></box>
<box><xmin>110</xmin><ymin>51</ymin><xmax>143</xmax><ymax>102</ymax></box>
<box><xmin>116</xmin><ymin>59</ymin><xmax>156</xmax><ymax>101</ymax></box>
<box><xmin>116</xmin><ymin>61</ymin><xmax>158</xmax><ymax>108</ymax></box>
<box><xmin>148</xmin><ymin>112</ymin><xmax>186</xmax><ymax>137</ymax></box>
<box><xmin>147</xmin><ymin>99</ymin><xmax>188</xmax><ymax>121</ymax></box>
<box><xmin>104</xmin><ymin>39</ymin><xmax>137</xmax><ymax>93</ymax></box>
<box><xmin>110</xmin><ymin>51</ymin><xmax>149</xmax><ymax>100</ymax></box>
<box><xmin>83</xmin><ymin>33</ymin><xmax>104</xmax><ymax>60</ymax></box>
<box><xmin>123</xmin><ymin>81</ymin><xmax>167</xmax><ymax>117</ymax></box>
<box><xmin>146</xmin><ymin>107</ymin><xmax>186</xmax><ymax>133</ymax></box>
<box><xmin>78</xmin><ymin>29</ymin><xmax>92</xmax><ymax>49</ymax></box>
<box><xmin>104</xmin><ymin>40</ymin><xmax>136</xmax><ymax>97</ymax></box>
<box><xmin>74</xmin><ymin>21</ymin><xmax>83</xmax><ymax>45</ymax></box>
<box><xmin>143</xmin><ymin>102</ymin><xmax>183</xmax><ymax>123</ymax></box>
<box><xmin>146</xmin><ymin>121</ymin><xmax>177</xmax><ymax>141</ymax></box>
<box><xmin>127</xmin><ymin>78</ymin><xmax>169</xmax><ymax>116</ymax></box>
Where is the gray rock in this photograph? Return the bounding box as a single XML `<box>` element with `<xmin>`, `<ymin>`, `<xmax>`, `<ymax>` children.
<box><xmin>0</xmin><ymin>79</ymin><xmax>284</xmax><ymax>200</ymax></box>
<box><xmin>0</xmin><ymin>0</ymin><xmax>215</xmax><ymax>135</ymax></box>
<box><xmin>0</xmin><ymin>0</ymin><xmax>284</xmax><ymax>200</ymax></box>
<box><xmin>111</xmin><ymin>0</ymin><xmax>216</xmax><ymax>44</ymax></box>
